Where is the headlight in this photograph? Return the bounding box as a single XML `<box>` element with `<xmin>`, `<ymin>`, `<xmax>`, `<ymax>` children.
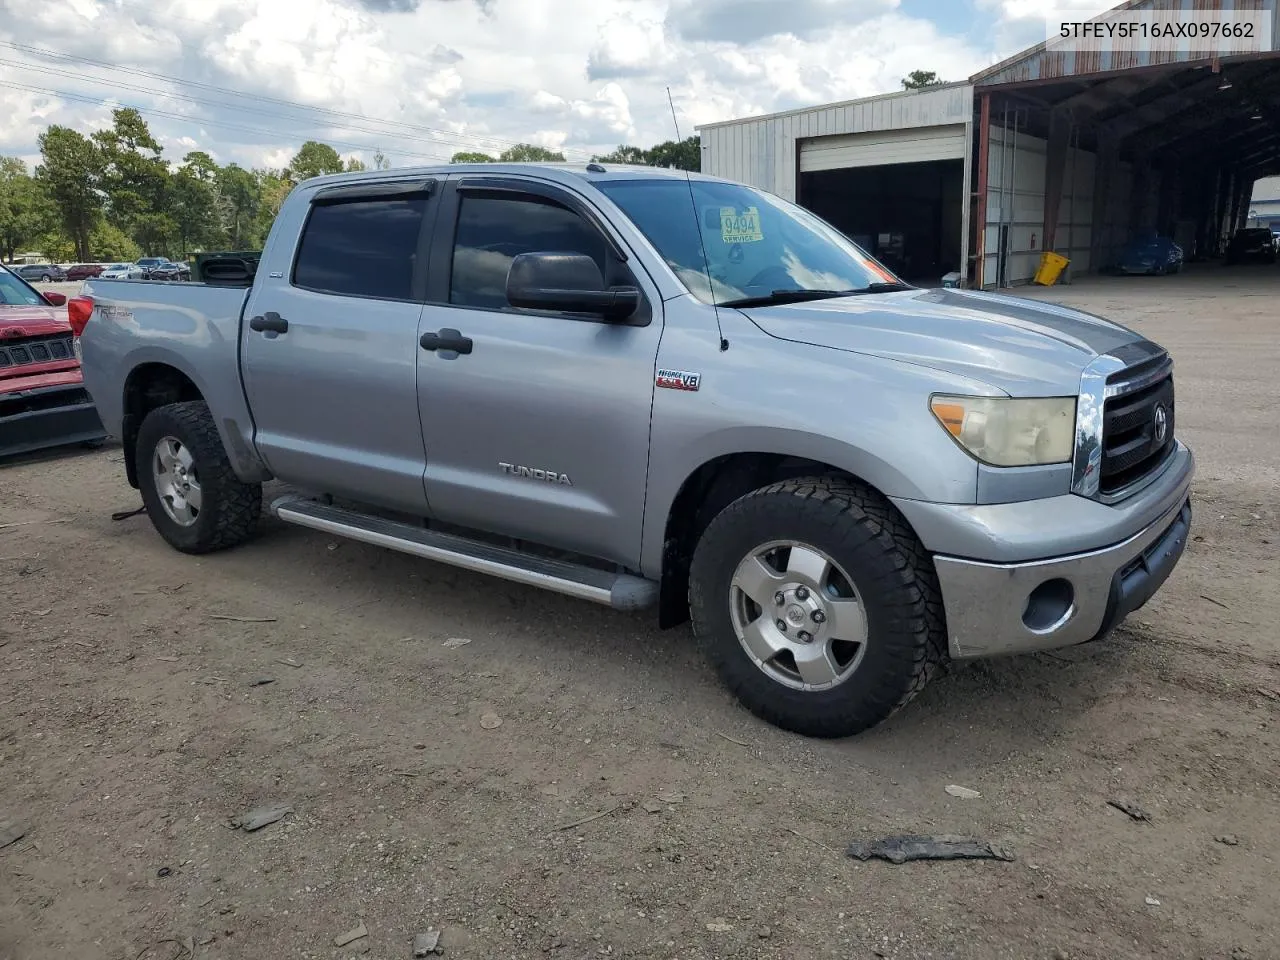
<box><xmin>930</xmin><ymin>395</ymin><xmax>1076</xmax><ymax>467</ymax></box>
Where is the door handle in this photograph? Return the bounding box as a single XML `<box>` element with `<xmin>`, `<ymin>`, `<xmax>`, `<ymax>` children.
<box><xmin>419</xmin><ymin>328</ymin><xmax>473</xmax><ymax>355</ymax></box>
<box><xmin>249</xmin><ymin>312</ymin><xmax>289</xmax><ymax>334</ymax></box>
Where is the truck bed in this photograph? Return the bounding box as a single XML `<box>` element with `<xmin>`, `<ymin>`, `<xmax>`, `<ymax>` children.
<box><xmin>77</xmin><ymin>279</ymin><xmax>260</xmax><ymax>477</ymax></box>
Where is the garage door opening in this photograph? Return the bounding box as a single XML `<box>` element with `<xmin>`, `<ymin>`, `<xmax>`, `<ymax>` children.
<box><xmin>799</xmin><ymin>159</ymin><xmax>964</xmax><ymax>286</ymax></box>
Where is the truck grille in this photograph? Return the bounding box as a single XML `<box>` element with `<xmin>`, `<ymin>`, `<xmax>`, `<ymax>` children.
<box><xmin>1099</xmin><ymin>358</ymin><xmax>1175</xmax><ymax>496</ymax></box>
<box><xmin>0</xmin><ymin>334</ymin><xmax>76</xmax><ymax>368</ymax></box>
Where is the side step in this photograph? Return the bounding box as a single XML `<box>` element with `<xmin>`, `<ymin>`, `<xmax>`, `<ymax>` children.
<box><xmin>269</xmin><ymin>495</ymin><xmax>658</xmax><ymax>611</ymax></box>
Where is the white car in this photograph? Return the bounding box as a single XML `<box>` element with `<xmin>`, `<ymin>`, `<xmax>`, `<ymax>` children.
<box><xmin>99</xmin><ymin>263</ymin><xmax>145</xmax><ymax>279</ymax></box>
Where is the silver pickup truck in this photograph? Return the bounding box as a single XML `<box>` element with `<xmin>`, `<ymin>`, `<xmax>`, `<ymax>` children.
<box><xmin>74</xmin><ymin>163</ymin><xmax>1193</xmax><ymax>738</ymax></box>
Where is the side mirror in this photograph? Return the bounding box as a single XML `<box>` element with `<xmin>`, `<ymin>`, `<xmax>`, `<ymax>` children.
<box><xmin>43</xmin><ymin>292</ymin><xmax>67</xmax><ymax>306</ymax></box>
<box><xmin>506</xmin><ymin>252</ymin><xmax>640</xmax><ymax>321</ymax></box>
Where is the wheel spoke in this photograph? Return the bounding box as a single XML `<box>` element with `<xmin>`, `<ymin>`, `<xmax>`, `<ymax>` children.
<box><xmin>740</xmin><ymin>616</ymin><xmax>786</xmax><ymax>664</ymax></box>
<box><xmin>170</xmin><ymin>499</ymin><xmax>195</xmax><ymax>524</ymax></box>
<box><xmin>732</xmin><ymin>555</ymin><xmax>786</xmax><ymax>609</ymax></box>
<box><xmin>184</xmin><ymin>480</ymin><xmax>203</xmax><ymax>512</ymax></box>
<box><xmin>825</xmin><ymin>597</ymin><xmax>867</xmax><ymax>644</ymax></box>
<box><xmin>786</xmin><ymin>545</ymin><xmax>830</xmax><ymax>587</ymax></box>
<box><xmin>174</xmin><ymin>443</ymin><xmax>195</xmax><ymax>472</ymax></box>
<box><xmin>793</xmin><ymin>641</ymin><xmax>842</xmax><ymax>687</ymax></box>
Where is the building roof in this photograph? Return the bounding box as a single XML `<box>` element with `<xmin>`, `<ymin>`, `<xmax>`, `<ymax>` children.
<box><xmin>694</xmin><ymin>81</ymin><xmax>971</xmax><ymax>132</ymax></box>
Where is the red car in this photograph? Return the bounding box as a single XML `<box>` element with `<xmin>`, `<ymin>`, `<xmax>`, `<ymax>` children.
<box><xmin>1</xmin><ymin>264</ymin><xmax>106</xmax><ymax>458</ymax></box>
<box><xmin>65</xmin><ymin>263</ymin><xmax>105</xmax><ymax>281</ymax></box>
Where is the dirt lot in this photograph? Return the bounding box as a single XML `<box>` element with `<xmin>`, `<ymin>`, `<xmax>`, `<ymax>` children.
<box><xmin>2</xmin><ymin>267</ymin><xmax>1278</xmax><ymax>960</ymax></box>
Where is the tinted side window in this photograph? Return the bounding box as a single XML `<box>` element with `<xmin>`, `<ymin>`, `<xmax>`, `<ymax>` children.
<box><xmin>449</xmin><ymin>194</ymin><xmax>608</xmax><ymax>309</ymax></box>
<box><xmin>293</xmin><ymin>196</ymin><xmax>427</xmax><ymax>300</ymax></box>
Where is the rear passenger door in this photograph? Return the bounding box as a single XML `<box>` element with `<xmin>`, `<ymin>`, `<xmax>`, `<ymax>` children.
<box><xmin>241</xmin><ymin>179</ymin><xmax>437</xmax><ymax>513</ymax></box>
<box><xmin>414</xmin><ymin>175</ymin><xmax>663</xmax><ymax>567</ymax></box>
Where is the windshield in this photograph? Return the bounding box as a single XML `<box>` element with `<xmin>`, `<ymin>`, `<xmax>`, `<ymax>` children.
<box><xmin>596</xmin><ymin>177</ymin><xmax>901</xmax><ymax>306</ymax></box>
<box><xmin>0</xmin><ymin>267</ymin><xmax>46</xmax><ymax>306</ymax></box>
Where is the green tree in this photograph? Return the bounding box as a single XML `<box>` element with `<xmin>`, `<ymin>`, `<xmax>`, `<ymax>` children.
<box><xmin>169</xmin><ymin>169</ymin><xmax>222</xmax><ymax>256</ymax></box>
<box><xmin>497</xmin><ymin>143</ymin><xmax>566</xmax><ymax>162</ymax></box>
<box><xmin>36</xmin><ymin>125</ymin><xmax>104</xmax><ymax>262</ymax></box>
<box><xmin>592</xmin><ymin>145</ymin><xmax>649</xmax><ymax>165</ymax></box>
<box><xmin>902</xmin><ymin>70</ymin><xmax>944</xmax><ymax>89</ymax></box>
<box><xmin>0</xmin><ymin>158</ymin><xmax>55</xmax><ymax>263</ymax></box>
<box><xmin>216</xmin><ymin>164</ymin><xmax>261</xmax><ymax>249</ymax></box>
<box><xmin>645</xmin><ymin>137</ymin><xmax>700</xmax><ymax>171</ymax></box>
<box><xmin>94</xmin><ymin>108</ymin><xmax>171</xmax><ymax>247</ymax></box>
<box><xmin>252</xmin><ymin>170</ymin><xmax>293</xmax><ymax>245</ymax></box>
<box><xmin>289</xmin><ymin>141</ymin><xmax>344</xmax><ymax>182</ymax></box>
<box><xmin>345</xmin><ymin>157</ymin><xmax>367</xmax><ymax>172</ymax></box>
<box><xmin>89</xmin><ymin>221</ymin><xmax>141</xmax><ymax>261</ymax></box>
<box><xmin>450</xmin><ymin>151</ymin><xmax>495</xmax><ymax>163</ymax></box>
<box><xmin>372</xmin><ymin>150</ymin><xmax>391</xmax><ymax>170</ymax></box>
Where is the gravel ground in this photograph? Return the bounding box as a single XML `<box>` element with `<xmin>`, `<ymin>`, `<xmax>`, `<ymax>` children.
<box><xmin>2</xmin><ymin>265</ymin><xmax>1277</xmax><ymax>960</ymax></box>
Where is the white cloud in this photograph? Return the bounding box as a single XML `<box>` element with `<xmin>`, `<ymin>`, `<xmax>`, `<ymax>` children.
<box><xmin>0</xmin><ymin>0</ymin><xmax>1013</xmax><ymax>172</ymax></box>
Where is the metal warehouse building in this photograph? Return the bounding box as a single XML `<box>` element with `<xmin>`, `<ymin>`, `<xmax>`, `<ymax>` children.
<box><xmin>697</xmin><ymin>0</ymin><xmax>1280</xmax><ymax>288</ymax></box>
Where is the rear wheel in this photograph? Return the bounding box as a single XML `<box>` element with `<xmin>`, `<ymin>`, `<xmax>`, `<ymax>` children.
<box><xmin>688</xmin><ymin>477</ymin><xmax>946</xmax><ymax>738</ymax></box>
<box><xmin>135</xmin><ymin>400</ymin><xmax>261</xmax><ymax>554</ymax></box>
<box><xmin>40</xmin><ymin>273</ymin><xmax>51</xmax><ymax>282</ymax></box>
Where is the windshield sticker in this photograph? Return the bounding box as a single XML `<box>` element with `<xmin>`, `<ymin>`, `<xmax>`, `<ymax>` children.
<box><xmin>720</xmin><ymin>206</ymin><xmax>764</xmax><ymax>244</ymax></box>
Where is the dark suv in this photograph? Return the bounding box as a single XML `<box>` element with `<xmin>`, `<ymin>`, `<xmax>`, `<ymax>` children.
<box><xmin>13</xmin><ymin>263</ymin><xmax>67</xmax><ymax>282</ymax></box>
<box><xmin>1225</xmin><ymin>228</ymin><xmax>1277</xmax><ymax>265</ymax></box>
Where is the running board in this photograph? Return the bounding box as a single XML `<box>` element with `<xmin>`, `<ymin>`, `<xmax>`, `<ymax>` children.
<box><xmin>269</xmin><ymin>495</ymin><xmax>658</xmax><ymax>611</ymax></box>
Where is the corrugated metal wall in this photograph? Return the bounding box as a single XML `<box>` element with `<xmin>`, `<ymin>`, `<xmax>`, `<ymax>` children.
<box><xmin>700</xmin><ymin>85</ymin><xmax>975</xmax><ymax>201</ymax></box>
<box><xmin>983</xmin><ymin>125</ymin><xmax>1098</xmax><ymax>286</ymax></box>
<box><xmin>798</xmin><ymin>125</ymin><xmax>968</xmax><ymax>172</ymax></box>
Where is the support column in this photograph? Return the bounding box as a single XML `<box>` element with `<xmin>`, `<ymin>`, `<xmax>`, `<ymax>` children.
<box><xmin>974</xmin><ymin>91</ymin><xmax>991</xmax><ymax>288</ymax></box>
<box><xmin>1042</xmin><ymin>108</ymin><xmax>1070</xmax><ymax>252</ymax></box>
<box><xmin>1090</xmin><ymin>133</ymin><xmax>1117</xmax><ymax>270</ymax></box>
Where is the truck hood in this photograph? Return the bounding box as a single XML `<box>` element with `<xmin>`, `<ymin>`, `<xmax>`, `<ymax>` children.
<box><xmin>735</xmin><ymin>287</ymin><xmax>1143</xmax><ymax>395</ymax></box>
<box><xmin>0</xmin><ymin>304</ymin><xmax>69</xmax><ymax>337</ymax></box>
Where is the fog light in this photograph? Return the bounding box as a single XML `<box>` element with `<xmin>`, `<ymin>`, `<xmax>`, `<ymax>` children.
<box><xmin>1023</xmin><ymin>578</ymin><xmax>1075</xmax><ymax>633</ymax></box>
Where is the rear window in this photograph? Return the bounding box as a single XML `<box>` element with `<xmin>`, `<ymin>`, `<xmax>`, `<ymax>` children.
<box><xmin>293</xmin><ymin>196</ymin><xmax>427</xmax><ymax>301</ymax></box>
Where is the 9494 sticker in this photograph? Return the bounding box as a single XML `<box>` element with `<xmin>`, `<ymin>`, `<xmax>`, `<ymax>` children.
<box><xmin>656</xmin><ymin>368</ymin><xmax>701</xmax><ymax>392</ymax></box>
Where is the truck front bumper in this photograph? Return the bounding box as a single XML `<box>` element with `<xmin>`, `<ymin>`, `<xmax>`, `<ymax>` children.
<box><xmin>0</xmin><ymin>384</ymin><xmax>107</xmax><ymax>459</ymax></box>
<box><xmin>892</xmin><ymin>442</ymin><xmax>1194</xmax><ymax>659</ymax></box>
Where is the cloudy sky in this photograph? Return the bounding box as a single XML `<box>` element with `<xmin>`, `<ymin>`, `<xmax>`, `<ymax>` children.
<box><xmin>0</xmin><ymin>0</ymin><xmax>1116</xmax><ymax>172</ymax></box>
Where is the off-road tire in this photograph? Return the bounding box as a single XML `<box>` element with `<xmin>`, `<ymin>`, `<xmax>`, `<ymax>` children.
<box><xmin>688</xmin><ymin>476</ymin><xmax>947</xmax><ymax>738</ymax></box>
<box><xmin>135</xmin><ymin>400</ymin><xmax>261</xmax><ymax>554</ymax></box>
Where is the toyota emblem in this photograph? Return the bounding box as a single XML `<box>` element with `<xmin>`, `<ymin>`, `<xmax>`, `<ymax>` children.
<box><xmin>1153</xmin><ymin>404</ymin><xmax>1169</xmax><ymax>445</ymax></box>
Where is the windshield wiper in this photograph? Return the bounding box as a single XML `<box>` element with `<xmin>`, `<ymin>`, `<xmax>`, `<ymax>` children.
<box><xmin>717</xmin><ymin>289</ymin><xmax>855</xmax><ymax>308</ymax></box>
<box><xmin>848</xmin><ymin>281</ymin><xmax>914</xmax><ymax>294</ymax></box>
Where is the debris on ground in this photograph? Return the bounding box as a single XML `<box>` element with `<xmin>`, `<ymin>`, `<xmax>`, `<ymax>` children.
<box><xmin>275</xmin><ymin>657</ymin><xmax>302</xmax><ymax>668</ymax></box>
<box><xmin>846</xmin><ymin>835</ymin><xmax>1015</xmax><ymax>864</ymax></box>
<box><xmin>249</xmin><ymin>677</ymin><xmax>276</xmax><ymax>687</ymax></box>
<box><xmin>1215</xmin><ymin>834</ymin><xmax>1240</xmax><ymax>846</ymax></box>
<box><xmin>413</xmin><ymin>929</ymin><xmax>442</xmax><ymax>956</ymax></box>
<box><xmin>443</xmin><ymin>637</ymin><xmax>472</xmax><ymax>648</ymax></box>
<box><xmin>234</xmin><ymin>804</ymin><xmax>293</xmax><ymax>832</ymax></box>
<box><xmin>714</xmin><ymin>731</ymin><xmax>750</xmax><ymax>747</ymax></box>
<box><xmin>655</xmin><ymin>791</ymin><xmax>685</xmax><ymax>804</ymax></box>
<box><xmin>480</xmin><ymin>712</ymin><xmax>503</xmax><ymax>729</ymax></box>
<box><xmin>333</xmin><ymin>921</ymin><xmax>368</xmax><ymax>947</ymax></box>
<box><xmin>556</xmin><ymin>804</ymin><xmax>622</xmax><ymax>831</ymax></box>
<box><xmin>209</xmin><ymin>614</ymin><xmax>278</xmax><ymax>623</ymax></box>
<box><xmin>156</xmin><ymin>655</ymin><xmax>180</xmax><ymax>662</ymax></box>
<box><xmin>156</xmin><ymin>866</ymin><xmax>172</xmax><ymax>878</ymax></box>
<box><xmin>1145</xmin><ymin>896</ymin><xmax>1161</xmax><ymax>906</ymax></box>
<box><xmin>705</xmin><ymin>920</ymin><xmax>733</xmax><ymax>933</ymax></box>
<box><xmin>0</xmin><ymin>819</ymin><xmax>29</xmax><ymax>849</ymax></box>
<box><xmin>642</xmin><ymin>799</ymin><xmax>664</xmax><ymax>814</ymax></box>
<box><xmin>945</xmin><ymin>784</ymin><xmax>981</xmax><ymax>799</ymax></box>
<box><xmin>1107</xmin><ymin>799</ymin><xmax>1152</xmax><ymax>822</ymax></box>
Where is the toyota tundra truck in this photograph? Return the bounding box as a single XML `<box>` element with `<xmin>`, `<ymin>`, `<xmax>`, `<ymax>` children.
<box><xmin>73</xmin><ymin>163</ymin><xmax>1193</xmax><ymax>738</ymax></box>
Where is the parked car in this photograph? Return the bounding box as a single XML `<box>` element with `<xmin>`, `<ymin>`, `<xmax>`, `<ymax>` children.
<box><xmin>65</xmin><ymin>263</ymin><xmax>106</xmax><ymax>281</ymax></box>
<box><xmin>1116</xmin><ymin>235</ymin><xmax>1184</xmax><ymax>275</ymax></box>
<box><xmin>0</xmin><ymin>264</ymin><xmax>106</xmax><ymax>457</ymax></box>
<box><xmin>100</xmin><ymin>263</ymin><xmax>145</xmax><ymax>279</ymax></box>
<box><xmin>13</xmin><ymin>262</ymin><xmax>68</xmax><ymax>283</ymax></box>
<box><xmin>76</xmin><ymin>164</ymin><xmax>1193</xmax><ymax>738</ymax></box>
<box><xmin>1224</xmin><ymin>227</ymin><xmax>1277</xmax><ymax>265</ymax></box>
<box><xmin>135</xmin><ymin>257</ymin><xmax>175</xmax><ymax>279</ymax></box>
<box><xmin>149</xmin><ymin>261</ymin><xmax>191</xmax><ymax>281</ymax></box>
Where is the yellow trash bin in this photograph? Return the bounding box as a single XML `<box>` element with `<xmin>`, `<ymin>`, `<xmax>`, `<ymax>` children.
<box><xmin>1033</xmin><ymin>251</ymin><xmax>1069</xmax><ymax>286</ymax></box>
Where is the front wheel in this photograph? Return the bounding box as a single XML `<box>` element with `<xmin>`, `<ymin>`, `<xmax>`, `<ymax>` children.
<box><xmin>689</xmin><ymin>477</ymin><xmax>946</xmax><ymax>738</ymax></box>
<box><xmin>135</xmin><ymin>400</ymin><xmax>262</xmax><ymax>554</ymax></box>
